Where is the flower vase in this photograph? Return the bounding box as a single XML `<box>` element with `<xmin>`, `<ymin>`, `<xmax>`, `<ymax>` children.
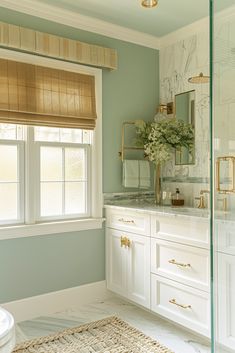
<box><xmin>155</xmin><ymin>164</ymin><xmax>161</xmax><ymax>205</ymax></box>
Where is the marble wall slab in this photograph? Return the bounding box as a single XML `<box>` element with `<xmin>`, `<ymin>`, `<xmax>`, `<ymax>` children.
<box><xmin>159</xmin><ymin>27</ymin><xmax>210</xmax><ymax>205</ymax></box>
<box><xmin>160</xmin><ymin>9</ymin><xmax>235</xmax><ymax>209</ymax></box>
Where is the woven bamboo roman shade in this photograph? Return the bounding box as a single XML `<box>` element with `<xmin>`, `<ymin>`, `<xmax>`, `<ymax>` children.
<box><xmin>0</xmin><ymin>59</ymin><xmax>97</xmax><ymax>129</ymax></box>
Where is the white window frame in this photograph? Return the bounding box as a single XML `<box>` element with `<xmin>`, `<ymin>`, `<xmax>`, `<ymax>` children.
<box><xmin>35</xmin><ymin>140</ymin><xmax>91</xmax><ymax>222</ymax></box>
<box><xmin>0</xmin><ymin>48</ymin><xmax>103</xmax><ymax>240</ymax></box>
<box><xmin>0</xmin><ymin>139</ymin><xmax>24</xmax><ymax>225</ymax></box>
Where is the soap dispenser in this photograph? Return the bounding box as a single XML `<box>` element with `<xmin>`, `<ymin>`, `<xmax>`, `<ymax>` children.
<box><xmin>171</xmin><ymin>188</ymin><xmax>184</xmax><ymax>206</ymax></box>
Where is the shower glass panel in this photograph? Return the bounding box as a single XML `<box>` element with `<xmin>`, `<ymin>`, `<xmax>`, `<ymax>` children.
<box><xmin>212</xmin><ymin>1</ymin><xmax>235</xmax><ymax>352</ymax></box>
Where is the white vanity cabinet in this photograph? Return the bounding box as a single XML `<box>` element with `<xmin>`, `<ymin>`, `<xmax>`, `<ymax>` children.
<box><xmin>105</xmin><ymin>206</ymin><xmax>210</xmax><ymax>337</ymax></box>
<box><xmin>106</xmin><ymin>208</ymin><xmax>151</xmax><ymax>309</ymax></box>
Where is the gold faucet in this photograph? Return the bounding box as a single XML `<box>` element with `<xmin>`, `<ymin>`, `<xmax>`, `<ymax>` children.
<box><xmin>195</xmin><ymin>190</ymin><xmax>210</xmax><ymax>209</ymax></box>
<box><xmin>218</xmin><ymin>197</ymin><xmax>228</xmax><ymax>212</ymax></box>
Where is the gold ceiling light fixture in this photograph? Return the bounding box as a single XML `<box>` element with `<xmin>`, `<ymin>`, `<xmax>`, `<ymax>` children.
<box><xmin>141</xmin><ymin>0</ymin><xmax>158</xmax><ymax>8</ymax></box>
<box><xmin>188</xmin><ymin>72</ymin><xmax>210</xmax><ymax>84</ymax></box>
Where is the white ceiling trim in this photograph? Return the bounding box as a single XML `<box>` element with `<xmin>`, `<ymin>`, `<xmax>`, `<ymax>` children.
<box><xmin>0</xmin><ymin>0</ymin><xmax>161</xmax><ymax>49</ymax></box>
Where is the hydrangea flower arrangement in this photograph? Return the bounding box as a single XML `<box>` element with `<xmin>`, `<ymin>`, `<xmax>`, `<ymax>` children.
<box><xmin>135</xmin><ymin>118</ymin><xmax>194</xmax><ymax>165</ymax></box>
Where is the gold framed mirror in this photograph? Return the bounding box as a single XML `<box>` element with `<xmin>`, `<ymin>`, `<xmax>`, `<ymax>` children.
<box><xmin>174</xmin><ymin>90</ymin><xmax>195</xmax><ymax>165</ymax></box>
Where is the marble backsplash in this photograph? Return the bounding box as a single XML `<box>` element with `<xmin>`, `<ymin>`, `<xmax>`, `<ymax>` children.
<box><xmin>159</xmin><ymin>25</ymin><xmax>210</xmax><ymax>204</ymax></box>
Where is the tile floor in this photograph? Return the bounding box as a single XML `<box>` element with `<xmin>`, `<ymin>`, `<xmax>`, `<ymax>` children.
<box><xmin>16</xmin><ymin>296</ymin><xmax>211</xmax><ymax>353</ymax></box>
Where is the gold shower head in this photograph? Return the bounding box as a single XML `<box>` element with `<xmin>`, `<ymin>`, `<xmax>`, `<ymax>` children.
<box><xmin>188</xmin><ymin>72</ymin><xmax>210</xmax><ymax>84</ymax></box>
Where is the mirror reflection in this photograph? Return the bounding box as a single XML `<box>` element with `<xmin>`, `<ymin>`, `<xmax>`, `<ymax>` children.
<box><xmin>175</xmin><ymin>90</ymin><xmax>195</xmax><ymax>165</ymax></box>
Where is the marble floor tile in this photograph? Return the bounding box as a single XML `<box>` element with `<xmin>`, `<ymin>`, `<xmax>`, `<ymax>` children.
<box><xmin>16</xmin><ymin>296</ymin><xmax>211</xmax><ymax>353</ymax></box>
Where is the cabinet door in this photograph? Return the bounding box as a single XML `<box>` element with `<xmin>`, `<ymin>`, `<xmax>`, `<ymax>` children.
<box><xmin>106</xmin><ymin>228</ymin><xmax>127</xmax><ymax>297</ymax></box>
<box><xmin>127</xmin><ymin>233</ymin><xmax>150</xmax><ymax>308</ymax></box>
<box><xmin>218</xmin><ymin>253</ymin><xmax>235</xmax><ymax>350</ymax></box>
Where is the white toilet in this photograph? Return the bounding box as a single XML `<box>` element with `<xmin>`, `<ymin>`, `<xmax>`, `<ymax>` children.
<box><xmin>0</xmin><ymin>308</ymin><xmax>15</xmax><ymax>353</ymax></box>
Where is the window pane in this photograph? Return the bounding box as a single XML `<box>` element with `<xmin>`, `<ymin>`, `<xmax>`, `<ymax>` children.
<box><xmin>40</xmin><ymin>147</ymin><xmax>62</xmax><ymax>181</ymax></box>
<box><xmin>60</xmin><ymin>129</ymin><xmax>82</xmax><ymax>143</ymax></box>
<box><xmin>65</xmin><ymin>182</ymin><xmax>86</xmax><ymax>214</ymax></box>
<box><xmin>65</xmin><ymin>148</ymin><xmax>86</xmax><ymax>181</ymax></box>
<box><xmin>0</xmin><ymin>183</ymin><xmax>18</xmax><ymax>221</ymax></box>
<box><xmin>0</xmin><ymin>145</ymin><xmax>18</xmax><ymax>182</ymax></box>
<box><xmin>35</xmin><ymin>126</ymin><xmax>91</xmax><ymax>144</ymax></box>
<box><xmin>40</xmin><ymin>182</ymin><xmax>62</xmax><ymax>216</ymax></box>
<box><xmin>0</xmin><ymin>124</ymin><xmax>23</xmax><ymax>140</ymax></box>
<box><xmin>35</xmin><ymin>127</ymin><xmax>60</xmax><ymax>142</ymax></box>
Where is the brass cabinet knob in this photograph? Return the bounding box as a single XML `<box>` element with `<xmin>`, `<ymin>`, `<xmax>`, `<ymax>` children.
<box><xmin>120</xmin><ymin>236</ymin><xmax>131</xmax><ymax>248</ymax></box>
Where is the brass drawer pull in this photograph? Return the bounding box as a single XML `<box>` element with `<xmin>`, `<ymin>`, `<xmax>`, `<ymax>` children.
<box><xmin>118</xmin><ymin>218</ymin><xmax>135</xmax><ymax>225</ymax></box>
<box><xmin>169</xmin><ymin>298</ymin><xmax>192</xmax><ymax>309</ymax></box>
<box><xmin>120</xmin><ymin>236</ymin><xmax>131</xmax><ymax>248</ymax></box>
<box><xmin>168</xmin><ymin>259</ymin><xmax>191</xmax><ymax>268</ymax></box>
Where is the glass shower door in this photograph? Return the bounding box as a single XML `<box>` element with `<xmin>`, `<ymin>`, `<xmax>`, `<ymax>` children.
<box><xmin>212</xmin><ymin>1</ymin><xmax>235</xmax><ymax>352</ymax></box>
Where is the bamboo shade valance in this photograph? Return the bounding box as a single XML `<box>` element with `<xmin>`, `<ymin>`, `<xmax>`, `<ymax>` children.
<box><xmin>0</xmin><ymin>59</ymin><xmax>97</xmax><ymax>129</ymax></box>
<box><xmin>0</xmin><ymin>22</ymin><xmax>118</xmax><ymax>70</ymax></box>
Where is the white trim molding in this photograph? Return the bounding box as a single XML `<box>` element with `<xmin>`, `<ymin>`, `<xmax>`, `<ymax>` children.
<box><xmin>2</xmin><ymin>281</ymin><xmax>111</xmax><ymax>322</ymax></box>
<box><xmin>0</xmin><ymin>0</ymin><xmax>161</xmax><ymax>50</ymax></box>
<box><xmin>0</xmin><ymin>218</ymin><xmax>105</xmax><ymax>240</ymax></box>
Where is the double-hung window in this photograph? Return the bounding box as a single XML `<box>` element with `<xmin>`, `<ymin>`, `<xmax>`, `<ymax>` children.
<box><xmin>0</xmin><ymin>124</ymin><xmax>98</xmax><ymax>228</ymax></box>
<box><xmin>0</xmin><ymin>52</ymin><xmax>102</xmax><ymax>238</ymax></box>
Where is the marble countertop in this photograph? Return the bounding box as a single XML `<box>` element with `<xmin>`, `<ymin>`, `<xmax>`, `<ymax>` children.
<box><xmin>104</xmin><ymin>198</ymin><xmax>210</xmax><ymax>219</ymax></box>
<box><xmin>104</xmin><ymin>198</ymin><xmax>235</xmax><ymax>222</ymax></box>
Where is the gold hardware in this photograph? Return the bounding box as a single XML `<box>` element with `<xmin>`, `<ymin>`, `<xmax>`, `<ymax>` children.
<box><xmin>119</xmin><ymin>121</ymin><xmax>144</xmax><ymax>161</ymax></box>
<box><xmin>188</xmin><ymin>72</ymin><xmax>210</xmax><ymax>84</ymax></box>
<box><xmin>195</xmin><ymin>195</ymin><xmax>206</xmax><ymax>209</ymax></box>
<box><xmin>141</xmin><ymin>0</ymin><xmax>158</xmax><ymax>8</ymax></box>
<box><xmin>120</xmin><ymin>236</ymin><xmax>131</xmax><ymax>248</ymax></box>
<box><xmin>169</xmin><ymin>298</ymin><xmax>192</xmax><ymax>309</ymax></box>
<box><xmin>168</xmin><ymin>259</ymin><xmax>191</xmax><ymax>268</ymax></box>
<box><xmin>218</xmin><ymin>197</ymin><xmax>228</xmax><ymax>212</ymax></box>
<box><xmin>216</xmin><ymin>156</ymin><xmax>235</xmax><ymax>194</ymax></box>
<box><xmin>195</xmin><ymin>190</ymin><xmax>210</xmax><ymax>209</ymax></box>
<box><xmin>126</xmin><ymin>238</ymin><xmax>131</xmax><ymax>248</ymax></box>
<box><xmin>120</xmin><ymin>236</ymin><xmax>126</xmax><ymax>247</ymax></box>
<box><xmin>118</xmin><ymin>218</ymin><xmax>135</xmax><ymax>224</ymax></box>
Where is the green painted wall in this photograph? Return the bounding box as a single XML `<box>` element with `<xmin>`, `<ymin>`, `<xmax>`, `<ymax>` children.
<box><xmin>0</xmin><ymin>8</ymin><xmax>159</xmax><ymax>303</ymax></box>
<box><xmin>0</xmin><ymin>229</ymin><xmax>105</xmax><ymax>303</ymax></box>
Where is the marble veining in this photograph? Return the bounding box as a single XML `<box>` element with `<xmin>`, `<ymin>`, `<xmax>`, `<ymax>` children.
<box><xmin>15</xmin><ymin>297</ymin><xmax>211</xmax><ymax>353</ymax></box>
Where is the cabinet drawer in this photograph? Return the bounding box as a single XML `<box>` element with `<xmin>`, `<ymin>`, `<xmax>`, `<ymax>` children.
<box><xmin>106</xmin><ymin>208</ymin><xmax>150</xmax><ymax>236</ymax></box>
<box><xmin>151</xmin><ymin>274</ymin><xmax>210</xmax><ymax>337</ymax></box>
<box><xmin>151</xmin><ymin>214</ymin><xmax>209</xmax><ymax>248</ymax></box>
<box><xmin>151</xmin><ymin>239</ymin><xmax>210</xmax><ymax>292</ymax></box>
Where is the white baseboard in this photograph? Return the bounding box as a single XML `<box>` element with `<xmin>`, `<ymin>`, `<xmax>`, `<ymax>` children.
<box><xmin>1</xmin><ymin>280</ymin><xmax>110</xmax><ymax>323</ymax></box>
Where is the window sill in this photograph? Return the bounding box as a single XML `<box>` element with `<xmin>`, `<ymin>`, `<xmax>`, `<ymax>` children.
<box><xmin>0</xmin><ymin>218</ymin><xmax>105</xmax><ymax>240</ymax></box>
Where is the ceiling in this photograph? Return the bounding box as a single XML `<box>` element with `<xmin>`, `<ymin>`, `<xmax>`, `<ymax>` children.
<box><xmin>30</xmin><ymin>0</ymin><xmax>235</xmax><ymax>37</ymax></box>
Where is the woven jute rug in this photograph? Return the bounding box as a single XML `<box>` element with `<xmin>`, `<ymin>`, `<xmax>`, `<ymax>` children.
<box><xmin>13</xmin><ymin>316</ymin><xmax>174</xmax><ymax>353</ymax></box>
